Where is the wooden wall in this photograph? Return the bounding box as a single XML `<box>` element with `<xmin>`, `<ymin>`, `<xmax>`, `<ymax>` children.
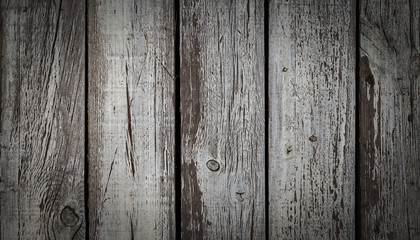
<box><xmin>0</xmin><ymin>0</ymin><xmax>418</xmax><ymax>239</ymax></box>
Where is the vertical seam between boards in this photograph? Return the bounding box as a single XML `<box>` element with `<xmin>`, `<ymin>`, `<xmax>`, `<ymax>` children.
<box><xmin>174</xmin><ymin>0</ymin><xmax>181</xmax><ymax>239</ymax></box>
<box><xmin>84</xmin><ymin>0</ymin><xmax>90</xmax><ymax>239</ymax></box>
<box><xmin>355</xmin><ymin>0</ymin><xmax>361</xmax><ymax>239</ymax></box>
<box><xmin>264</xmin><ymin>0</ymin><xmax>270</xmax><ymax>239</ymax></box>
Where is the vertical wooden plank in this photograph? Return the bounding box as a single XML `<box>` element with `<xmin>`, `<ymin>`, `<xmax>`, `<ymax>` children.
<box><xmin>268</xmin><ymin>0</ymin><xmax>356</xmax><ymax>239</ymax></box>
<box><xmin>88</xmin><ymin>0</ymin><xmax>175</xmax><ymax>239</ymax></box>
<box><xmin>180</xmin><ymin>0</ymin><xmax>265</xmax><ymax>238</ymax></box>
<box><xmin>360</xmin><ymin>0</ymin><xmax>420</xmax><ymax>238</ymax></box>
<box><xmin>0</xmin><ymin>0</ymin><xmax>86</xmax><ymax>239</ymax></box>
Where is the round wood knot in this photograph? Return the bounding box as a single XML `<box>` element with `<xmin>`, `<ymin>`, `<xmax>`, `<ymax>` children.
<box><xmin>206</xmin><ymin>159</ymin><xmax>220</xmax><ymax>172</ymax></box>
<box><xmin>282</xmin><ymin>67</ymin><xmax>288</xmax><ymax>72</ymax></box>
<box><xmin>309</xmin><ymin>135</ymin><xmax>318</xmax><ymax>142</ymax></box>
<box><xmin>60</xmin><ymin>206</ymin><xmax>79</xmax><ymax>227</ymax></box>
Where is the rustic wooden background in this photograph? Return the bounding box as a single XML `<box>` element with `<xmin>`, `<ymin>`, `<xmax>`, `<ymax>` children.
<box><xmin>1</xmin><ymin>0</ymin><xmax>419</xmax><ymax>239</ymax></box>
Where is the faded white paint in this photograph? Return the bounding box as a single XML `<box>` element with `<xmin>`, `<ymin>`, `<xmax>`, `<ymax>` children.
<box><xmin>269</xmin><ymin>1</ymin><xmax>356</xmax><ymax>239</ymax></box>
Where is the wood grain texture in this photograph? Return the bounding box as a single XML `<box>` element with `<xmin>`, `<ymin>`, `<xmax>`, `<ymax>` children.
<box><xmin>88</xmin><ymin>0</ymin><xmax>175</xmax><ymax>239</ymax></box>
<box><xmin>0</xmin><ymin>0</ymin><xmax>86</xmax><ymax>239</ymax></box>
<box><xmin>359</xmin><ymin>0</ymin><xmax>420</xmax><ymax>239</ymax></box>
<box><xmin>268</xmin><ymin>1</ymin><xmax>356</xmax><ymax>239</ymax></box>
<box><xmin>180</xmin><ymin>0</ymin><xmax>265</xmax><ymax>239</ymax></box>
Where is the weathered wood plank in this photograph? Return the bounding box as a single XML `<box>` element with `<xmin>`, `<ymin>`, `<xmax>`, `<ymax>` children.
<box><xmin>268</xmin><ymin>1</ymin><xmax>356</xmax><ymax>239</ymax></box>
<box><xmin>88</xmin><ymin>0</ymin><xmax>175</xmax><ymax>239</ymax></box>
<box><xmin>359</xmin><ymin>0</ymin><xmax>420</xmax><ymax>238</ymax></box>
<box><xmin>180</xmin><ymin>0</ymin><xmax>265</xmax><ymax>238</ymax></box>
<box><xmin>0</xmin><ymin>0</ymin><xmax>86</xmax><ymax>239</ymax></box>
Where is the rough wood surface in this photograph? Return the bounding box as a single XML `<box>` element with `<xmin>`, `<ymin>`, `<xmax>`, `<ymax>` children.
<box><xmin>180</xmin><ymin>0</ymin><xmax>265</xmax><ymax>239</ymax></box>
<box><xmin>359</xmin><ymin>0</ymin><xmax>420</xmax><ymax>239</ymax></box>
<box><xmin>87</xmin><ymin>0</ymin><xmax>175</xmax><ymax>239</ymax></box>
<box><xmin>0</xmin><ymin>0</ymin><xmax>86</xmax><ymax>239</ymax></box>
<box><xmin>268</xmin><ymin>1</ymin><xmax>356</xmax><ymax>239</ymax></box>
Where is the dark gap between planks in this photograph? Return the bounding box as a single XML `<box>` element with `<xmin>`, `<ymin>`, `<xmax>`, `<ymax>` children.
<box><xmin>355</xmin><ymin>0</ymin><xmax>361</xmax><ymax>239</ymax></box>
<box><xmin>84</xmin><ymin>0</ymin><xmax>90</xmax><ymax>239</ymax></box>
<box><xmin>264</xmin><ymin>0</ymin><xmax>270</xmax><ymax>239</ymax></box>
<box><xmin>174</xmin><ymin>0</ymin><xmax>182</xmax><ymax>239</ymax></box>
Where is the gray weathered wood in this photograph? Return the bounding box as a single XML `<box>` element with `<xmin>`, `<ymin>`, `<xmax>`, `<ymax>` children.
<box><xmin>359</xmin><ymin>0</ymin><xmax>420</xmax><ymax>238</ymax></box>
<box><xmin>0</xmin><ymin>0</ymin><xmax>86</xmax><ymax>239</ymax></box>
<box><xmin>88</xmin><ymin>0</ymin><xmax>175</xmax><ymax>239</ymax></box>
<box><xmin>180</xmin><ymin>0</ymin><xmax>265</xmax><ymax>238</ymax></box>
<box><xmin>268</xmin><ymin>1</ymin><xmax>356</xmax><ymax>239</ymax></box>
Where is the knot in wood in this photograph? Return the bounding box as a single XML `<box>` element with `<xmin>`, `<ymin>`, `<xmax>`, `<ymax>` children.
<box><xmin>309</xmin><ymin>135</ymin><xmax>318</xmax><ymax>142</ymax></box>
<box><xmin>206</xmin><ymin>159</ymin><xmax>220</xmax><ymax>172</ymax></box>
<box><xmin>60</xmin><ymin>206</ymin><xmax>79</xmax><ymax>227</ymax></box>
<box><xmin>233</xmin><ymin>182</ymin><xmax>249</xmax><ymax>202</ymax></box>
<box><xmin>282</xmin><ymin>67</ymin><xmax>288</xmax><ymax>72</ymax></box>
<box><xmin>286</xmin><ymin>145</ymin><xmax>292</xmax><ymax>154</ymax></box>
<box><xmin>235</xmin><ymin>191</ymin><xmax>246</xmax><ymax>202</ymax></box>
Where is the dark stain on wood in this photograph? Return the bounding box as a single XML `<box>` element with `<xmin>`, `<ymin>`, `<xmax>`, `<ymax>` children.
<box><xmin>181</xmin><ymin>160</ymin><xmax>203</xmax><ymax>239</ymax></box>
<box><xmin>360</xmin><ymin>0</ymin><xmax>420</xmax><ymax>237</ymax></box>
<box><xmin>359</xmin><ymin>56</ymin><xmax>381</xmax><ymax>210</ymax></box>
<box><xmin>180</xmin><ymin>10</ymin><xmax>201</xmax><ymax>147</ymax></box>
<box><xmin>87</xmin><ymin>1</ymin><xmax>108</xmax><ymax>238</ymax></box>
